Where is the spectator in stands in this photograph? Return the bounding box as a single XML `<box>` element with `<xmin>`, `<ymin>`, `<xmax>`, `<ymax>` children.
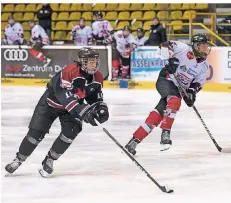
<box><xmin>2</xmin><ymin>15</ymin><xmax>24</xmax><ymax>45</ymax></box>
<box><xmin>37</xmin><ymin>4</ymin><xmax>52</xmax><ymax>38</ymax></box>
<box><xmin>145</xmin><ymin>17</ymin><xmax>167</xmax><ymax>46</ymax></box>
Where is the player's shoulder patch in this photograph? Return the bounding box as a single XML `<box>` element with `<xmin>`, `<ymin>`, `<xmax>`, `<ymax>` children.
<box><xmin>186</xmin><ymin>51</ymin><xmax>195</xmax><ymax>60</ymax></box>
<box><xmin>94</xmin><ymin>71</ymin><xmax>104</xmax><ymax>84</ymax></box>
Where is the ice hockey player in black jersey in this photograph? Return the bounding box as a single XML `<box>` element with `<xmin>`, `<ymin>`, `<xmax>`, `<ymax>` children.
<box><xmin>5</xmin><ymin>47</ymin><xmax>109</xmax><ymax>177</ymax></box>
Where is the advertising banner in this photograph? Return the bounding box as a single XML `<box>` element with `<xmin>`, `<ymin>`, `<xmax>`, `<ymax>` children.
<box><xmin>1</xmin><ymin>46</ymin><xmax>109</xmax><ymax>80</ymax></box>
<box><xmin>131</xmin><ymin>47</ymin><xmax>168</xmax><ymax>81</ymax></box>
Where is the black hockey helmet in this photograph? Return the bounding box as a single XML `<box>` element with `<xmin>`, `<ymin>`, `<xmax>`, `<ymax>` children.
<box><xmin>77</xmin><ymin>47</ymin><xmax>100</xmax><ymax>74</ymax></box>
<box><xmin>191</xmin><ymin>34</ymin><xmax>211</xmax><ymax>59</ymax></box>
<box><xmin>124</xmin><ymin>25</ymin><xmax>131</xmax><ymax>32</ymax></box>
<box><xmin>95</xmin><ymin>11</ymin><xmax>103</xmax><ymax>20</ymax></box>
<box><xmin>137</xmin><ymin>28</ymin><xmax>144</xmax><ymax>38</ymax></box>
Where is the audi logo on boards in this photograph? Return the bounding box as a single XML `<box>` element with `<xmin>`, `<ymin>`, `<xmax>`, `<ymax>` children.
<box><xmin>4</xmin><ymin>49</ymin><xmax>28</xmax><ymax>61</ymax></box>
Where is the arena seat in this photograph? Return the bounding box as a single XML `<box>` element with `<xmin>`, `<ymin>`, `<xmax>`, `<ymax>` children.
<box><xmin>51</xmin><ymin>31</ymin><xmax>55</xmax><ymax>40</ymax></box>
<box><xmin>65</xmin><ymin>31</ymin><xmax>71</xmax><ymax>40</ymax></box>
<box><xmin>13</xmin><ymin>13</ymin><xmax>23</xmax><ymax>21</ymax></box>
<box><xmin>1</xmin><ymin>13</ymin><xmax>12</xmax><ymax>21</ymax></box>
<box><xmin>67</xmin><ymin>21</ymin><xmax>76</xmax><ymax>30</ymax></box>
<box><xmin>141</xmin><ymin>4</ymin><xmax>155</xmax><ymax>10</ymax></box>
<box><xmin>23</xmin><ymin>13</ymin><xmax>34</xmax><ymax>21</ymax></box>
<box><xmin>3</xmin><ymin>4</ymin><xmax>14</xmax><ymax>12</ymax></box>
<box><xmin>170</xmin><ymin>11</ymin><xmax>183</xmax><ymax>19</ymax></box>
<box><xmin>155</xmin><ymin>4</ymin><xmax>169</xmax><ymax>10</ymax></box>
<box><xmin>52</xmin><ymin>21</ymin><xmax>55</xmax><ymax>30</ymax></box>
<box><xmin>130</xmin><ymin>4</ymin><xmax>143</xmax><ymax>11</ymax></box>
<box><xmin>118</xmin><ymin>12</ymin><xmax>130</xmax><ymax>20</ymax></box>
<box><xmin>180</xmin><ymin>4</ymin><xmax>195</xmax><ymax>10</ymax></box>
<box><xmin>130</xmin><ymin>11</ymin><xmax>142</xmax><ymax>20</ymax></box>
<box><xmin>69</xmin><ymin>12</ymin><xmax>81</xmax><ymax>20</ymax></box>
<box><xmin>24</xmin><ymin>31</ymin><xmax>30</xmax><ymax>40</ymax></box>
<box><xmin>143</xmin><ymin>21</ymin><xmax>153</xmax><ymax>30</ymax></box>
<box><xmin>81</xmin><ymin>4</ymin><xmax>93</xmax><ymax>11</ymax></box>
<box><xmin>34</xmin><ymin>14</ymin><xmax>38</xmax><ymax>21</ymax></box>
<box><xmin>54</xmin><ymin>21</ymin><xmax>67</xmax><ymax>30</ymax></box>
<box><xmin>131</xmin><ymin>21</ymin><xmax>142</xmax><ymax>30</ymax></box>
<box><xmin>105</xmin><ymin>12</ymin><xmax>118</xmax><ymax>20</ymax></box>
<box><xmin>50</xmin><ymin>4</ymin><xmax>59</xmax><ymax>11</ymax></box>
<box><xmin>116</xmin><ymin>21</ymin><xmax>130</xmax><ymax>30</ymax></box>
<box><xmin>169</xmin><ymin>4</ymin><xmax>182</xmax><ymax>10</ymax></box>
<box><xmin>15</xmin><ymin>4</ymin><xmax>25</xmax><ymax>12</ymax></box>
<box><xmin>109</xmin><ymin>21</ymin><xmax>117</xmax><ymax>29</ymax></box>
<box><xmin>57</xmin><ymin>12</ymin><xmax>69</xmax><ymax>21</ymax></box>
<box><xmin>143</xmin><ymin>11</ymin><xmax>156</xmax><ymax>20</ymax></box>
<box><xmin>195</xmin><ymin>3</ymin><xmax>208</xmax><ymax>10</ymax></box>
<box><xmin>1</xmin><ymin>31</ymin><xmax>4</xmax><ymax>38</ymax></box>
<box><xmin>36</xmin><ymin>4</ymin><xmax>42</xmax><ymax>10</ymax></box>
<box><xmin>145</xmin><ymin>31</ymin><xmax>150</xmax><ymax>37</ymax></box>
<box><xmin>59</xmin><ymin>4</ymin><xmax>70</xmax><ymax>11</ymax></box>
<box><xmin>182</xmin><ymin>10</ymin><xmax>196</xmax><ymax>20</ymax></box>
<box><xmin>52</xmin><ymin>12</ymin><xmax>58</xmax><ymax>20</ymax></box>
<box><xmin>70</xmin><ymin>4</ymin><xmax>81</xmax><ymax>11</ymax></box>
<box><xmin>171</xmin><ymin>20</ymin><xmax>183</xmax><ymax>31</ymax></box>
<box><xmin>1</xmin><ymin>22</ymin><xmax>7</xmax><ymax>30</ymax></box>
<box><xmin>82</xmin><ymin>12</ymin><xmax>93</xmax><ymax>20</ymax></box>
<box><xmin>54</xmin><ymin>31</ymin><xmax>66</xmax><ymax>40</ymax></box>
<box><xmin>157</xmin><ymin>11</ymin><xmax>169</xmax><ymax>20</ymax></box>
<box><xmin>22</xmin><ymin>22</ymin><xmax>30</xmax><ymax>30</ymax></box>
<box><xmin>104</xmin><ymin>4</ymin><xmax>118</xmax><ymax>11</ymax></box>
<box><xmin>92</xmin><ymin>4</ymin><xmax>106</xmax><ymax>11</ymax></box>
<box><xmin>25</xmin><ymin>4</ymin><xmax>36</xmax><ymax>12</ymax></box>
<box><xmin>117</xmin><ymin>4</ymin><xmax>130</xmax><ymax>11</ymax></box>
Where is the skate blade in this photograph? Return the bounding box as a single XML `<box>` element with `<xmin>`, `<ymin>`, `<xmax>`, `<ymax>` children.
<box><xmin>38</xmin><ymin>168</ymin><xmax>51</xmax><ymax>178</ymax></box>
<box><xmin>160</xmin><ymin>144</ymin><xmax>171</xmax><ymax>151</ymax></box>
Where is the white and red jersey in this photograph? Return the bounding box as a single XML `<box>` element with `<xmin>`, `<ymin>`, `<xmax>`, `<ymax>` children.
<box><xmin>92</xmin><ymin>20</ymin><xmax>113</xmax><ymax>39</ymax></box>
<box><xmin>30</xmin><ymin>25</ymin><xmax>49</xmax><ymax>45</ymax></box>
<box><xmin>160</xmin><ymin>40</ymin><xmax>209</xmax><ymax>89</ymax></box>
<box><xmin>113</xmin><ymin>30</ymin><xmax>136</xmax><ymax>58</ymax></box>
<box><xmin>4</xmin><ymin>22</ymin><xmax>24</xmax><ymax>45</ymax></box>
<box><xmin>71</xmin><ymin>25</ymin><xmax>92</xmax><ymax>46</ymax></box>
<box><xmin>134</xmin><ymin>36</ymin><xmax>148</xmax><ymax>46</ymax></box>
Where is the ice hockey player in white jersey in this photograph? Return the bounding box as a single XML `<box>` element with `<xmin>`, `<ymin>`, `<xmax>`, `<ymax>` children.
<box><xmin>2</xmin><ymin>15</ymin><xmax>24</xmax><ymax>45</ymax></box>
<box><xmin>125</xmin><ymin>34</ymin><xmax>211</xmax><ymax>155</ymax></box>
<box><xmin>134</xmin><ymin>28</ymin><xmax>148</xmax><ymax>46</ymax></box>
<box><xmin>92</xmin><ymin>11</ymin><xmax>113</xmax><ymax>45</ymax></box>
<box><xmin>111</xmin><ymin>25</ymin><xmax>137</xmax><ymax>80</ymax></box>
<box><xmin>71</xmin><ymin>18</ymin><xmax>92</xmax><ymax>46</ymax></box>
<box><xmin>27</xmin><ymin>20</ymin><xmax>51</xmax><ymax>68</ymax></box>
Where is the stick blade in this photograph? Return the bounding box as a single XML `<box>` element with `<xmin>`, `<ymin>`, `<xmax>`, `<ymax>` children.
<box><xmin>221</xmin><ymin>148</ymin><xmax>231</xmax><ymax>153</ymax></box>
<box><xmin>161</xmin><ymin>185</ymin><xmax>174</xmax><ymax>193</ymax></box>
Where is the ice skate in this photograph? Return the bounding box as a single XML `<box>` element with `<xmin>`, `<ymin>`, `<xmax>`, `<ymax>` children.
<box><xmin>43</xmin><ymin>57</ymin><xmax>51</xmax><ymax>68</ymax></box>
<box><xmin>5</xmin><ymin>153</ymin><xmax>24</xmax><ymax>174</ymax></box>
<box><xmin>160</xmin><ymin>130</ymin><xmax>172</xmax><ymax>151</ymax></box>
<box><xmin>38</xmin><ymin>155</ymin><xmax>54</xmax><ymax>178</ymax></box>
<box><xmin>125</xmin><ymin>137</ymin><xmax>140</xmax><ymax>155</ymax></box>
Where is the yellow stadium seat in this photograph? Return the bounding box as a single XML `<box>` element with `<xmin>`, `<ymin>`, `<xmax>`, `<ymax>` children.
<box><xmin>70</xmin><ymin>4</ymin><xmax>81</xmax><ymax>11</ymax></box>
<box><xmin>130</xmin><ymin>11</ymin><xmax>142</xmax><ymax>20</ymax></box>
<box><xmin>13</xmin><ymin>13</ymin><xmax>23</xmax><ymax>21</ymax></box>
<box><xmin>51</xmin><ymin>31</ymin><xmax>55</xmax><ymax>40</ymax></box>
<box><xmin>52</xmin><ymin>12</ymin><xmax>58</xmax><ymax>20</ymax></box>
<box><xmin>59</xmin><ymin>4</ymin><xmax>70</xmax><ymax>11</ymax></box>
<box><xmin>143</xmin><ymin>11</ymin><xmax>156</xmax><ymax>20</ymax></box>
<box><xmin>131</xmin><ymin>21</ymin><xmax>142</xmax><ymax>30</ymax></box>
<box><xmin>118</xmin><ymin>12</ymin><xmax>130</xmax><ymax>20</ymax></box>
<box><xmin>1</xmin><ymin>31</ymin><xmax>4</xmax><ymax>38</ymax></box>
<box><xmin>54</xmin><ymin>31</ymin><xmax>66</xmax><ymax>40</ymax></box>
<box><xmin>155</xmin><ymin>4</ymin><xmax>169</xmax><ymax>10</ymax></box>
<box><xmin>180</xmin><ymin>4</ymin><xmax>195</xmax><ymax>10</ymax></box>
<box><xmin>24</xmin><ymin>31</ymin><xmax>31</xmax><ymax>40</ymax></box>
<box><xmin>34</xmin><ymin>14</ymin><xmax>38</xmax><ymax>21</ymax></box>
<box><xmin>169</xmin><ymin>4</ymin><xmax>182</xmax><ymax>10</ymax></box>
<box><xmin>82</xmin><ymin>4</ymin><xmax>93</xmax><ymax>11</ymax></box>
<box><xmin>3</xmin><ymin>4</ymin><xmax>14</xmax><ymax>12</ymax></box>
<box><xmin>141</xmin><ymin>4</ymin><xmax>155</xmax><ymax>10</ymax></box>
<box><xmin>143</xmin><ymin>21</ymin><xmax>153</xmax><ymax>30</ymax></box>
<box><xmin>25</xmin><ymin>4</ymin><xmax>36</xmax><ymax>12</ymax></box>
<box><xmin>69</xmin><ymin>12</ymin><xmax>81</xmax><ymax>20</ymax></box>
<box><xmin>15</xmin><ymin>4</ymin><xmax>25</xmax><ymax>12</ymax></box>
<box><xmin>170</xmin><ymin>11</ymin><xmax>183</xmax><ymax>19</ymax></box>
<box><xmin>37</xmin><ymin>4</ymin><xmax>42</xmax><ymax>10</ymax></box>
<box><xmin>195</xmin><ymin>3</ymin><xmax>208</xmax><ymax>10</ymax></box>
<box><xmin>66</xmin><ymin>31</ymin><xmax>72</xmax><ymax>40</ymax></box>
<box><xmin>145</xmin><ymin>31</ymin><xmax>150</xmax><ymax>38</ymax></box>
<box><xmin>67</xmin><ymin>21</ymin><xmax>76</xmax><ymax>30</ymax></box>
<box><xmin>22</xmin><ymin>22</ymin><xmax>30</xmax><ymax>30</ymax></box>
<box><xmin>157</xmin><ymin>11</ymin><xmax>169</xmax><ymax>20</ymax></box>
<box><xmin>105</xmin><ymin>4</ymin><xmax>118</xmax><ymax>11</ymax></box>
<box><xmin>92</xmin><ymin>4</ymin><xmax>106</xmax><ymax>11</ymax></box>
<box><xmin>54</xmin><ymin>21</ymin><xmax>67</xmax><ymax>30</ymax></box>
<box><xmin>130</xmin><ymin>4</ymin><xmax>143</xmax><ymax>10</ymax></box>
<box><xmin>23</xmin><ymin>13</ymin><xmax>34</xmax><ymax>21</ymax></box>
<box><xmin>117</xmin><ymin>4</ymin><xmax>130</xmax><ymax>11</ymax></box>
<box><xmin>182</xmin><ymin>10</ymin><xmax>196</xmax><ymax>20</ymax></box>
<box><xmin>1</xmin><ymin>13</ymin><xmax>12</xmax><ymax>21</ymax></box>
<box><xmin>132</xmin><ymin>31</ymin><xmax>137</xmax><ymax>37</ymax></box>
<box><xmin>109</xmin><ymin>21</ymin><xmax>117</xmax><ymax>30</ymax></box>
<box><xmin>105</xmin><ymin>12</ymin><xmax>118</xmax><ymax>20</ymax></box>
<box><xmin>57</xmin><ymin>12</ymin><xmax>69</xmax><ymax>20</ymax></box>
<box><xmin>50</xmin><ymin>4</ymin><xmax>59</xmax><ymax>11</ymax></box>
<box><xmin>171</xmin><ymin>20</ymin><xmax>183</xmax><ymax>31</ymax></box>
<box><xmin>1</xmin><ymin>22</ymin><xmax>8</xmax><ymax>30</ymax></box>
<box><xmin>82</xmin><ymin>12</ymin><xmax>93</xmax><ymax>20</ymax></box>
<box><xmin>52</xmin><ymin>22</ymin><xmax>55</xmax><ymax>30</ymax></box>
<box><xmin>116</xmin><ymin>21</ymin><xmax>130</xmax><ymax>30</ymax></box>
<box><xmin>85</xmin><ymin>21</ymin><xmax>91</xmax><ymax>26</ymax></box>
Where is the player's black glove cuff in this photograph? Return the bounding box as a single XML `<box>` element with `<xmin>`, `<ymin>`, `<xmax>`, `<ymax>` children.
<box><xmin>183</xmin><ymin>88</ymin><xmax>196</xmax><ymax>107</ymax></box>
<box><xmin>165</xmin><ymin>57</ymin><xmax>180</xmax><ymax>74</ymax></box>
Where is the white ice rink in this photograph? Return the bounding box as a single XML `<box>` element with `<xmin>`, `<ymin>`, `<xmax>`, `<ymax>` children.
<box><xmin>1</xmin><ymin>86</ymin><xmax>231</xmax><ymax>203</ymax></box>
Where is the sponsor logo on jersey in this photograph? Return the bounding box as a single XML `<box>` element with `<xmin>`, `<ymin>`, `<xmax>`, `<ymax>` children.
<box><xmin>179</xmin><ymin>65</ymin><xmax>187</xmax><ymax>72</ymax></box>
<box><xmin>4</xmin><ymin>49</ymin><xmax>28</xmax><ymax>61</ymax></box>
<box><xmin>178</xmin><ymin>73</ymin><xmax>191</xmax><ymax>85</ymax></box>
<box><xmin>187</xmin><ymin>51</ymin><xmax>194</xmax><ymax>59</ymax></box>
<box><xmin>187</xmin><ymin>68</ymin><xmax>197</xmax><ymax>77</ymax></box>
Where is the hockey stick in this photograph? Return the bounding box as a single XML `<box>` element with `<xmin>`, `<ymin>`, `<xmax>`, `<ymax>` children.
<box><xmin>94</xmin><ymin>119</ymin><xmax>174</xmax><ymax>193</ymax></box>
<box><xmin>173</xmin><ymin>74</ymin><xmax>231</xmax><ymax>153</ymax></box>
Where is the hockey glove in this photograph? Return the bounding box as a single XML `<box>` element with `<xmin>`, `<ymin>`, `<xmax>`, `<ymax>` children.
<box><xmin>84</xmin><ymin>102</ymin><xmax>109</xmax><ymax>126</ymax></box>
<box><xmin>165</xmin><ymin>57</ymin><xmax>180</xmax><ymax>74</ymax></box>
<box><xmin>183</xmin><ymin>88</ymin><xmax>196</xmax><ymax>107</ymax></box>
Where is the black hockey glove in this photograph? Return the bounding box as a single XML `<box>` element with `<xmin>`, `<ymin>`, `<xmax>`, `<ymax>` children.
<box><xmin>84</xmin><ymin>102</ymin><xmax>109</xmax><ymax>126</ymax></box>
<box><xmin>165</xmin><ymin>57</ymin><xmax>180</xmax><ymax>74</ymax></box>
<box><xmin>183</xmin><ymin>88</ymin><xmax>196</xmax><ymax>107</ymax></box>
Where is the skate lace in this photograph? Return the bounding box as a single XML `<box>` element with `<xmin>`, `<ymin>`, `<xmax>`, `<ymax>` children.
<box><xmin>11</xmin><ymin>158</ymin><xmax>21</xmax><ymax>167</ymax></box>
<box><xmin>162</xmin><ymin>131</ymin><xmax>170</xmax><ymax>141</ymax></box>
<box><xmin>46</xmin><ymin>158</ymin><xmax>54</xmax><ymax>169</ymax></box>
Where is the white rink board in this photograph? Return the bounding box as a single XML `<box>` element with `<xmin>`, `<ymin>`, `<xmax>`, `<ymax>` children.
<box><xmin>1</xmin><ymin>86</ymin><xmax>231</xmax><ymax>203</ymax></box>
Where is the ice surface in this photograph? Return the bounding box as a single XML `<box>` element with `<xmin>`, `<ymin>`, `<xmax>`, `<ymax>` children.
<box><xmin>1</xmin><ymin>86</ymin><xmax>231</xmax><ymax>203</ymax></box>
